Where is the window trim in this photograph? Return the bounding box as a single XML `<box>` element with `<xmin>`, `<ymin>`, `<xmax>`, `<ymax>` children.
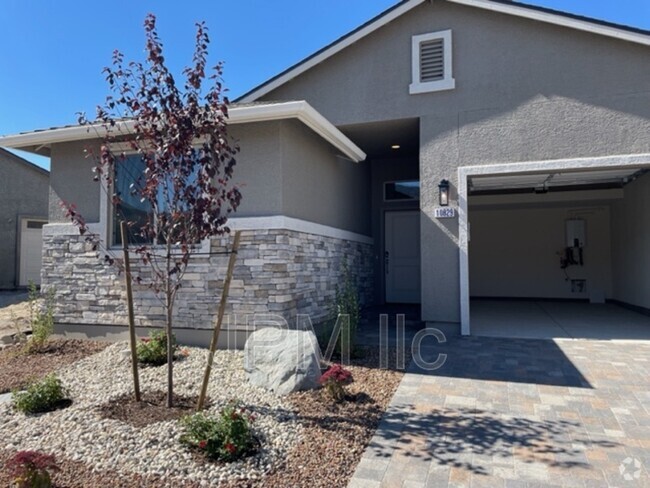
<box><xmin>409</xmin><ymin>30</ymin><xmax>455</xmax><ymax>95</ymax></box>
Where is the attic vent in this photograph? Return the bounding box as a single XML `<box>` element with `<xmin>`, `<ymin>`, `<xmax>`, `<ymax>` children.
<box><xmin>410</xmin><ymin>30</ymin><xmax>455</xmax><ymax>95</ymax></box>
<box><xmin>420</xmin><ymin>38</ymin><xmax>444</xmax><ymax>82</ymax></box>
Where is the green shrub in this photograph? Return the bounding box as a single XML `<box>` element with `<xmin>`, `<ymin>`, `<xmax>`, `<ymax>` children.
<box><xmin>136</xmin><ymin>330</ymin><xmax>177</xmax><ymax>366</ymax></box>
<box><xmin>180</xmin><ymin>402</ymin><xmax>257</xmax><ymax>462</ymax></box>
<box><xmin>328</xmin><ymin>262</ymin><xmax>360</xmax><ymax>358</ymax></box>
<box><xmin>13</xmin><ymin>374</ymin><xmax>68</xmax><ymax>415</ymax></box>
<box><xmin>6</xmin><ymin>450</ymin><xmax>59</xmax><ymax>488</ymax></box>
<box><xmin>27</xmin><ymin>282</ymin><xmax>56</xmax><ymax>353</ymax></box>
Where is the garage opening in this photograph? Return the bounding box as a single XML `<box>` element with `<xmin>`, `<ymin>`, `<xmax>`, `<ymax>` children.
<box><xmin>463</xmin><ymin>164</ymin><xmax>650</xmax><ymax>340</ymax></box>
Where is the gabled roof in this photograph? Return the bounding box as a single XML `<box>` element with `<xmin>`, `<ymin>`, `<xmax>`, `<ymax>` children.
<box><xmin>0</xmin><ymin>147</ymin><xmax>49</xmax><ymax>177</ymax></box>
<box><xmin>238</xmin><ymin>0</ymin><xmax>650</xmax><ymax>103</ymax></box>
<box><xmin>0</xmin><ymin>101</ymin><xmax>366</xmax><ymax>162</ymax></box>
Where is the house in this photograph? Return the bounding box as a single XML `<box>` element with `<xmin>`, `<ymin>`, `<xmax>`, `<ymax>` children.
<box><xmin>0</xmin><ymin>148</ymin><xmax>49</xmax><ymax>289</ymax></box>
<box><xmin>1</xmin><ymin>0</ymin><xmax>649</xmax><ymax>343</ymax></box>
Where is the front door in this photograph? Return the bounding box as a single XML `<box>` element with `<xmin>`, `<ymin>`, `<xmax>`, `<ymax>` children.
<box><xmin>385</xmin><ymin>211</ymin><xmax>420</xmax><ymax>303</ymax></box>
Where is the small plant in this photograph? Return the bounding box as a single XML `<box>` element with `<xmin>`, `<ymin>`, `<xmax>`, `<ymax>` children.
<box><xmin>6</xmin><ymin>450</ymin><xmax>59</xmax><ymax>488</ymax></box>
<box><xmin>10</xmin><ymin>310</ymin><xmax>28</xmax><ymax>346</ymax></box>
<box><xmin>27</xmin><ymin>282</ymin><xmax>56</xmax><ymax>353</ymax></box>
<box><xmin>13</xmin><ymin>374</ymin><xmax>68</xmax><ymax>414</ymax></box>
<box><xmin>180</xmin><ymin>402</ymin><xmax>257</xmax><ymax>462</ymax></box>
<box><xmin>329</xmin><ymin>262</ymin><xmax>360</xmax><ymax>358</ymax></box>
<box><xmin>320</xmin><ymin>364</ymin><xmax>353</xmax><ymax>402</ymax></box>
<box><xmin>136</xmin><ymin>330</ymin><xmax>177</xmax><ymax>366</ymax></box>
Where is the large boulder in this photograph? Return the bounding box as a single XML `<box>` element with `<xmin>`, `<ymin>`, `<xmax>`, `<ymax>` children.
<box><xmin>244</xmin><ymin>328</ymin><xmax>322</xmax><ymax>395</ymax></box>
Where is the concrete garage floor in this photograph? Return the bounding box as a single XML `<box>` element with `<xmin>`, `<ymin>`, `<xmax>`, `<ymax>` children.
<box><xmin>470</xmin><ymin>299</ymin><xmax>650</xmax><ymax>341</ymax></box>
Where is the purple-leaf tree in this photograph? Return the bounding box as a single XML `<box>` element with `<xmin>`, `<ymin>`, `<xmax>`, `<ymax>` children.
<box><xmin>63</xmin><ymin>13</ymin><xmax>241</xmax><ymax>407</ymax></box>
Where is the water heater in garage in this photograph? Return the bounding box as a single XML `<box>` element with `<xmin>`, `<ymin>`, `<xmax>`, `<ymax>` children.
<box><xmin>566</xmin><ymin>219</ymin><xmax>586</xmax><ymax>248</ymax></box>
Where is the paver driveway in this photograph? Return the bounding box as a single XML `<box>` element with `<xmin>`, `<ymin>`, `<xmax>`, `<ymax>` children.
<box><xmin>349</xmin><ymin>336</ymin><xmax>650</xmax><ymax>487</ymax></box>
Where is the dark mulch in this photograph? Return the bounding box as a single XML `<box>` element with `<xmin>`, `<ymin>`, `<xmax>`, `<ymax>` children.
<box><xmin>259</xmin><ymin>347</ymin><xmax>407</xmax><ymax>488</ymax></box>
<box><xmin>0</xmin><ymin>339</ymin><xmax>110</xmax><ymax>394</ymax></box>
<box><xmin>97</xmin><ymin>391</ymin><xmax>201</xmax><ymax>428</ymax></box>
<box><xmin>0</xmin><ymin>449</ymin><xmax>168</xmax><ymax>488</ymax></box>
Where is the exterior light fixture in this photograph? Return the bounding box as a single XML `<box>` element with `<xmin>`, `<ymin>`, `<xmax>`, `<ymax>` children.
<box><xmin>391</xmin><ymin>144</ymin><xmax>401</xmax><ymax>150</ymax></box>
<box><xmin>438</xmin><ymin>179</ymin><xmax>450</xmax><ymax>206</ymax></box>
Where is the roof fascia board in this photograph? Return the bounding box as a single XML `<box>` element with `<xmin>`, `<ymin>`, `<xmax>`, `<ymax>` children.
<box><xmin>0</xmin><ymin>101</ymin><xmax>366</xmax><ymax>163</ymax></box>
<box><xmin>238</xmin><ymin>0</ymin><xmax>427</xmax><ymax>103</ymax></box>
<box><xmin>447</xmin><ymin>0</ymin><xmax>650</xmax><ymax>46</ymax></box>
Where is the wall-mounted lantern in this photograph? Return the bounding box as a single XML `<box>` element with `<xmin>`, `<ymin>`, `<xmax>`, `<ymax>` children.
<box><xmin>438</xmin><ymin>179</ymin><xmax>450</xmax><ymax>206</ymax></box>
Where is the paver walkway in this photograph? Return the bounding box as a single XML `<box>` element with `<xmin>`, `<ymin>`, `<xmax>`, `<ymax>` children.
<box><xmin>349</xmin><ymin>336</ymin><xmax>650</xmax><ymax>487</ymax></box>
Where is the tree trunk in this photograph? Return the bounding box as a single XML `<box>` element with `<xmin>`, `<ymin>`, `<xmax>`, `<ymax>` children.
<box><xmin>166</xmin><ymin>243</ymin><xmax>174</xmax><ymax>408</ymax></box>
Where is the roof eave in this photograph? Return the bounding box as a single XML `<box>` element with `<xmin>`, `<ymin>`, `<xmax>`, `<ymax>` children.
<box><xmin>0</xmin><ymin>101</ymin><xmax>366</xmax><ymax>163</ymax></box>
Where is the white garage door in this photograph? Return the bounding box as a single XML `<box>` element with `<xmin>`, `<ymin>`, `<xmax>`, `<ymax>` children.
<box><xmin>19</xmin><ymin>219</ymin><xmax>46</xmax><ymax>286</ymax></box>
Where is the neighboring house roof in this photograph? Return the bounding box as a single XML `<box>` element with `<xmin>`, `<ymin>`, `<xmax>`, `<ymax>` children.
<box><xmin>238</xmin><ymin>0</ymin><xmax>650</xmax><ymax>103</ymax></box>
<box><xmin>0</xmin><ymin>147</ymin><xmax>49</xmax><ymax>177</ymax></box>
<box><xmin>0</xmin><ymin>101</ymin><xmax>366</xmax><ymax>163</ymax></box>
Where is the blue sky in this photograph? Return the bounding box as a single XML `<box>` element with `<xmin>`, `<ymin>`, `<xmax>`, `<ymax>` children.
<box><xmin>1</xmin><ymin>0</ymin><xmax>649</xmax><ymax>170</ymax></box>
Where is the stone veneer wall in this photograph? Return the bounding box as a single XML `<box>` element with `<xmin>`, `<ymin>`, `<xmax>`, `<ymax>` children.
<box><xmin>41</xmin><ymin>228</ymin><xmax>374</xmax><ymax>332</ymax></box>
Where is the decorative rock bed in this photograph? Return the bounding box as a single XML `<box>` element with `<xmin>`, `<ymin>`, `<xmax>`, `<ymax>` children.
<box><xmin>0</xmin><ymin>342</ymin><xmax>301</xmax><ymax>486</ymax></box>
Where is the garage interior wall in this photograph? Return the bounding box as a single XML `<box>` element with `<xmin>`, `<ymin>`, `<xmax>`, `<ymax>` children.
<box><xmin>469</xmin><ymin>194</ymin><xmax>615</xmax><ymax>300</ymax></box>
<box><xmin>611</xmin><ymin>172</ymin><xmax>650</xmax><ymax>310</ymax></box>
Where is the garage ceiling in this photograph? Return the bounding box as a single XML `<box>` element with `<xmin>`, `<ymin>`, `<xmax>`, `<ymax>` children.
<box><xmin>469</xmin><ymin>168</ymin><xmax>646</xmax><ymax>194</ymax></box>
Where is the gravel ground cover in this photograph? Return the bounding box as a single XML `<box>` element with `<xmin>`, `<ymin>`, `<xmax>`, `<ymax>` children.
<box><xmin>0</xmin><ymin>291</ymin><xmax>30</xmax><ymax>341</ymax></box>
<box><xmin>0</xmin><ymin>344</ymin><xmax>406</xmax><ymax>487</ymax></box>
<box><xmin>0</xmin><ymin>342</ymin><xmax>300</xmax><ymax>487</ymax></box>
<box><xmin>0</xmin><ymin>339</ymin><xmax>109</xmax><ymax>393</ymax></box>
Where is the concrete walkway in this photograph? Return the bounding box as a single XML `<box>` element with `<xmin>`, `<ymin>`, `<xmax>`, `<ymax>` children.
<box><xmin>349</xmin><ymin>336</ymin><xmax>650</xmax><ymax>487</ymax></box>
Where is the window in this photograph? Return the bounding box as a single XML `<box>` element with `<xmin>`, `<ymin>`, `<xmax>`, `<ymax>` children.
<box><xmin>112</xmin><ymin>154</ymin><xmax>152</xmax><ymax>246</ymax></box>
<box><xmin>410</xmin><ymin>30</ymin><xmax>455</xmax><ymax>95</ymax></box>
<box><xmin>112</xmin><ymin>154</ymin><xmax>201</xmax><ymax>246</ymax></box>
<box><xmin>26</xmin><ymin>221</ymin><xmax>45</xmax><ymax>229</ymax></box>
<box><xmin>384</xmin><ymin>180</ymin><xmax>420</xmax><ymax>201</ymax></box>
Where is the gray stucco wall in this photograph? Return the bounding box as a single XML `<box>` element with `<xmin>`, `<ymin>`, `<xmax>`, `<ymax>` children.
<box><xmin>262</xmin><ymin>1</ymin><xmax>650</xmax><ymax>322</ymax></box>
<box><xmin>281</xmin><ymin>120</ymin><xmax>370</xmax><ymax>235</ymax></box>
<box><xmin>47</xmin><ymin>119</ymin><xmax>369</xmax><ymax>235</ymax></box>
<box><xmin>49</xmin><ymin>142</ymin><xmax>101</xmax><ymax>223</ymax></box>
<box><xmin>0</xmin><ymin>149</ymin><xmax>49</xmax><ymax>288</ymax></box>
<box><xmin>47</xmin><ymin>125</ymin><xmax>285</xmax><ymax>225</ymax></box>
<box><xmin>611</xmin><ymin>173</ymin><xmax>650</xmax><ymax>310</ymax></box>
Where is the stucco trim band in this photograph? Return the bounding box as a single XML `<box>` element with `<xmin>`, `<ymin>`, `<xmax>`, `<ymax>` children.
<box><xmin>457</xmin><ymin>152</ymin><xmax>650</xmax><ymax>336</ymax></box>
<box><xmin>43</xmin><ymin>215</ymin><xmax>374</xmax><ymax>245</ymax></box>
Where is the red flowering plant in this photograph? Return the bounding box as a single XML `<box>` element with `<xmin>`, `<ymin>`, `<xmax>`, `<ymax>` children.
<box><xmin>320</xmin><ymin>364</ymin><xmax>354</xmax><ymax>402</ymax></box>
<box><xmin>180</xmin><ymin>401</ymin><xmax>257</xmax><ymax>462</ymax></box>
<box><xmin>6</xmin><ymin>450</ymin><xmax>59</xmax><ymax>488</ymax></box>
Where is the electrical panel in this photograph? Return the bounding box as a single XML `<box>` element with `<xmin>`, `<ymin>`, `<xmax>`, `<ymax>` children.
<box><xmin>566</xmin><ymin>219</ymin><xmax>586</xmax><ymax>248</ymax></box>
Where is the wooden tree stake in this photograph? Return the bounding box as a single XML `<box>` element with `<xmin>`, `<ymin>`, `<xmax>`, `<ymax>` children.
<box><xmin>120</xmin><ymin>221</ymin><xmax>141</xmax><ymax>402</ymax></box>
<box><xmin>197</xmin><ymin>231</ymin><xmax>242</xmax><ymax>410</ymax></box>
